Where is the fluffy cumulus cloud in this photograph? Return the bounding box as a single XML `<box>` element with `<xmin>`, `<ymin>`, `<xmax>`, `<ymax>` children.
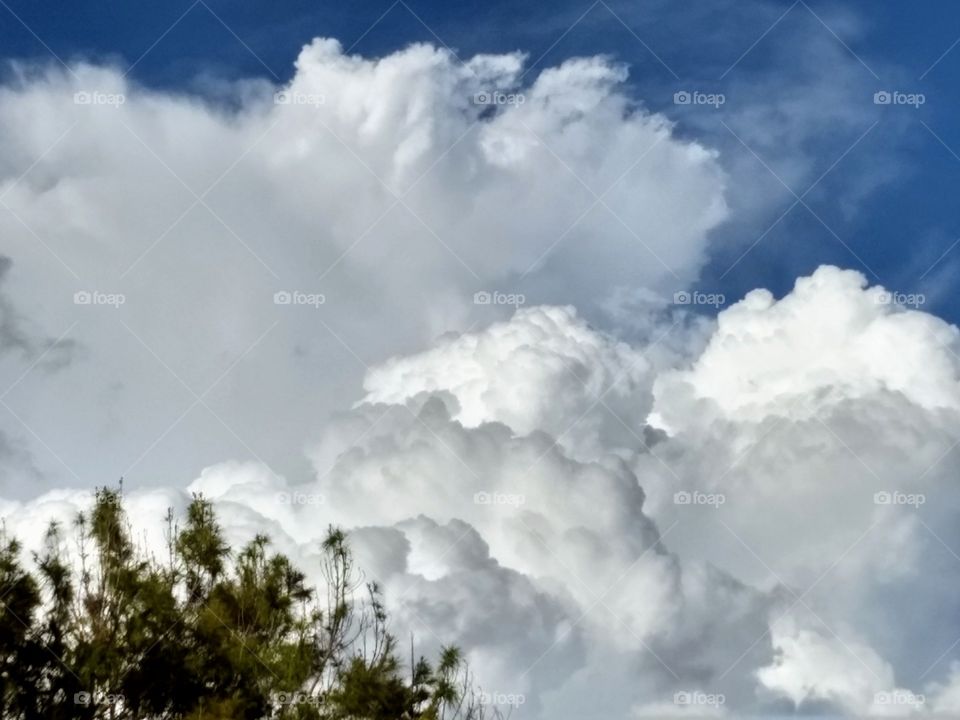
<box><xmin>360</xmin><ymin>304</ymin><xmax>664</xmax><ymax>460</ymax></box>
<box><xmin>0</xmin><ymin>37</ymin><xmax>726</xmax><ymax>495</ymax></box>
<box><xmin>653</xmin><ymin>267</ymin><xmax>960</xmax><ymax>425</ymax></box>
<box><xmin>5</xmin><ymin>263</ymin><xmax>960</xmax><ymax>718</ymax></box>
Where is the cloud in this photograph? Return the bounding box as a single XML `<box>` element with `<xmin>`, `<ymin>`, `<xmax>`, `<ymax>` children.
<box><xmin>0</xmin><ymin>37</ymin><xmax>727</xmax><ymax>495</ymax></box>
<box><xmin>258</xmin><ymin>266</ymin><xmax>960</xmax><ymax>715</ymax></box>
<box><xmin>0</xmin><ymin>255</ymin><xmax>75</xmax><ymax>368</ymax></box>
<box><xmin>927</xmin><ymin>662</ymin><xmax>960</xmax><ymax>715</ymax></box>
<box><xmin>653</xmin><ymin>266</ymin><xmax>960</xmax><ymax>426</ymax></box>
<box><xmin>360</xmin><ymin>305</ymin><xmax>660</xmax><ymax>460</ymax></box>
<box><xmin>756</xmin><ymin>624</ymin><xmax>897</xmax><ymax>715</ymax></box>
<box><xmin>9</xmin><ymin>264</ymin><xmax>960</xmax><ymax>717</ymax></box>
<box><xmin>0</xmin><ymin>255</ymin><xmax>76</xmax><ymax>481</ymax></box>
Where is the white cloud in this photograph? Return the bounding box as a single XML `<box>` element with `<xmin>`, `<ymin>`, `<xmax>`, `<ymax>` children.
<box><xmin>6</xmin><ymin>264</ymin><xmax>960</xmax><ymax>718</ymax></box>
<box><xmin>653</xmin><ymin>266</ymin><xmax>960</xmax><ymax>427</ymax></box>
<box><xmin>334</xmin><ymin>266</ymin><xmax>960</xmax><ymax>716</ymax></box>
<box><xmin>361</xmin><ymin>304</ymin><xmax>658</xmax><ymax>460</ymax></box>
<box><xmin>0</xmin><ymin>37</ymin><xmax>727</xmax><ymax>496</ymax></box>
<box><xmin>756</xmin><ymin>624</ymin><xmax>896</xmax><ymax>715</ymax></box>
<box><xmin>926</xmin><ymin>662</ymin><xmax>960</xmax><ymax>715</ymax></box>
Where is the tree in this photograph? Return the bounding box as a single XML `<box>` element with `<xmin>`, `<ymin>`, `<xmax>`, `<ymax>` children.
<box><xmin>0</xmin><ymin>487</ymin><xmax>498</xmax><ymax>719</ymax></box>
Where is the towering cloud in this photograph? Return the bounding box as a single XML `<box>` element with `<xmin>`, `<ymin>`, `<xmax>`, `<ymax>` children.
<box><xmin>0</xmin><ymin>38</ymin><xmax>726</xmax><ymax>493</ymax></box>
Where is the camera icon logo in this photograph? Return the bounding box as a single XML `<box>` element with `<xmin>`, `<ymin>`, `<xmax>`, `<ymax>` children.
<box><xmin>673</xmin><ymin>91</ymin><xmax>691</xmax><ymax>105</ymax></box>
<box><xmin>273</xmin><ymin>291</ymin><xmax>292</xmax><ymax>305</ymax></box>
<box><xmin>874</xmin><ymin>91</ymin><xmax>892</xmax><ymax>105</ymax></box>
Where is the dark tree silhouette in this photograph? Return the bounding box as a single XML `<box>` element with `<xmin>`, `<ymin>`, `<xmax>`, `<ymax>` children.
<box><xmin>0</xmin><ymin>487</ymin><xmax>498</xmax><ymax>720</ymax></box>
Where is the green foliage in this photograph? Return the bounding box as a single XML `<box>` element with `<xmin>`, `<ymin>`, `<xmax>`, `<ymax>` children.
<box><xmin>0</xmin><ymin>487</ymin><xmax>494</xmax><ymax>720</ymax></box>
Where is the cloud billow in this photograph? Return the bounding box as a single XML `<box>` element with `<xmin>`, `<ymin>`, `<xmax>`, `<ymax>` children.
<box><xmin>0</xmin><ymin>37</ymin><xmax>726</xmax><ymax>493</ymax></box>
<box><xmin>5</xmin><ymin>265</ymin><xmax>960</xmax><ymax>716</ymax></box>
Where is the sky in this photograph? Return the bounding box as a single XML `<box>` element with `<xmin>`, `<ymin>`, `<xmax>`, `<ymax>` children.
<box><xmin>1</xmin><ymin>0</ymin><xmax>960</xmax><ymax>718</ymax></box>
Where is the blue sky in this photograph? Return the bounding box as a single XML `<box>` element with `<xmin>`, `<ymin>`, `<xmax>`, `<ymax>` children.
<box><xmin>1</xmin><ymin>0</ymin><xmax>958</xmax><ymax>319</ymax></box>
